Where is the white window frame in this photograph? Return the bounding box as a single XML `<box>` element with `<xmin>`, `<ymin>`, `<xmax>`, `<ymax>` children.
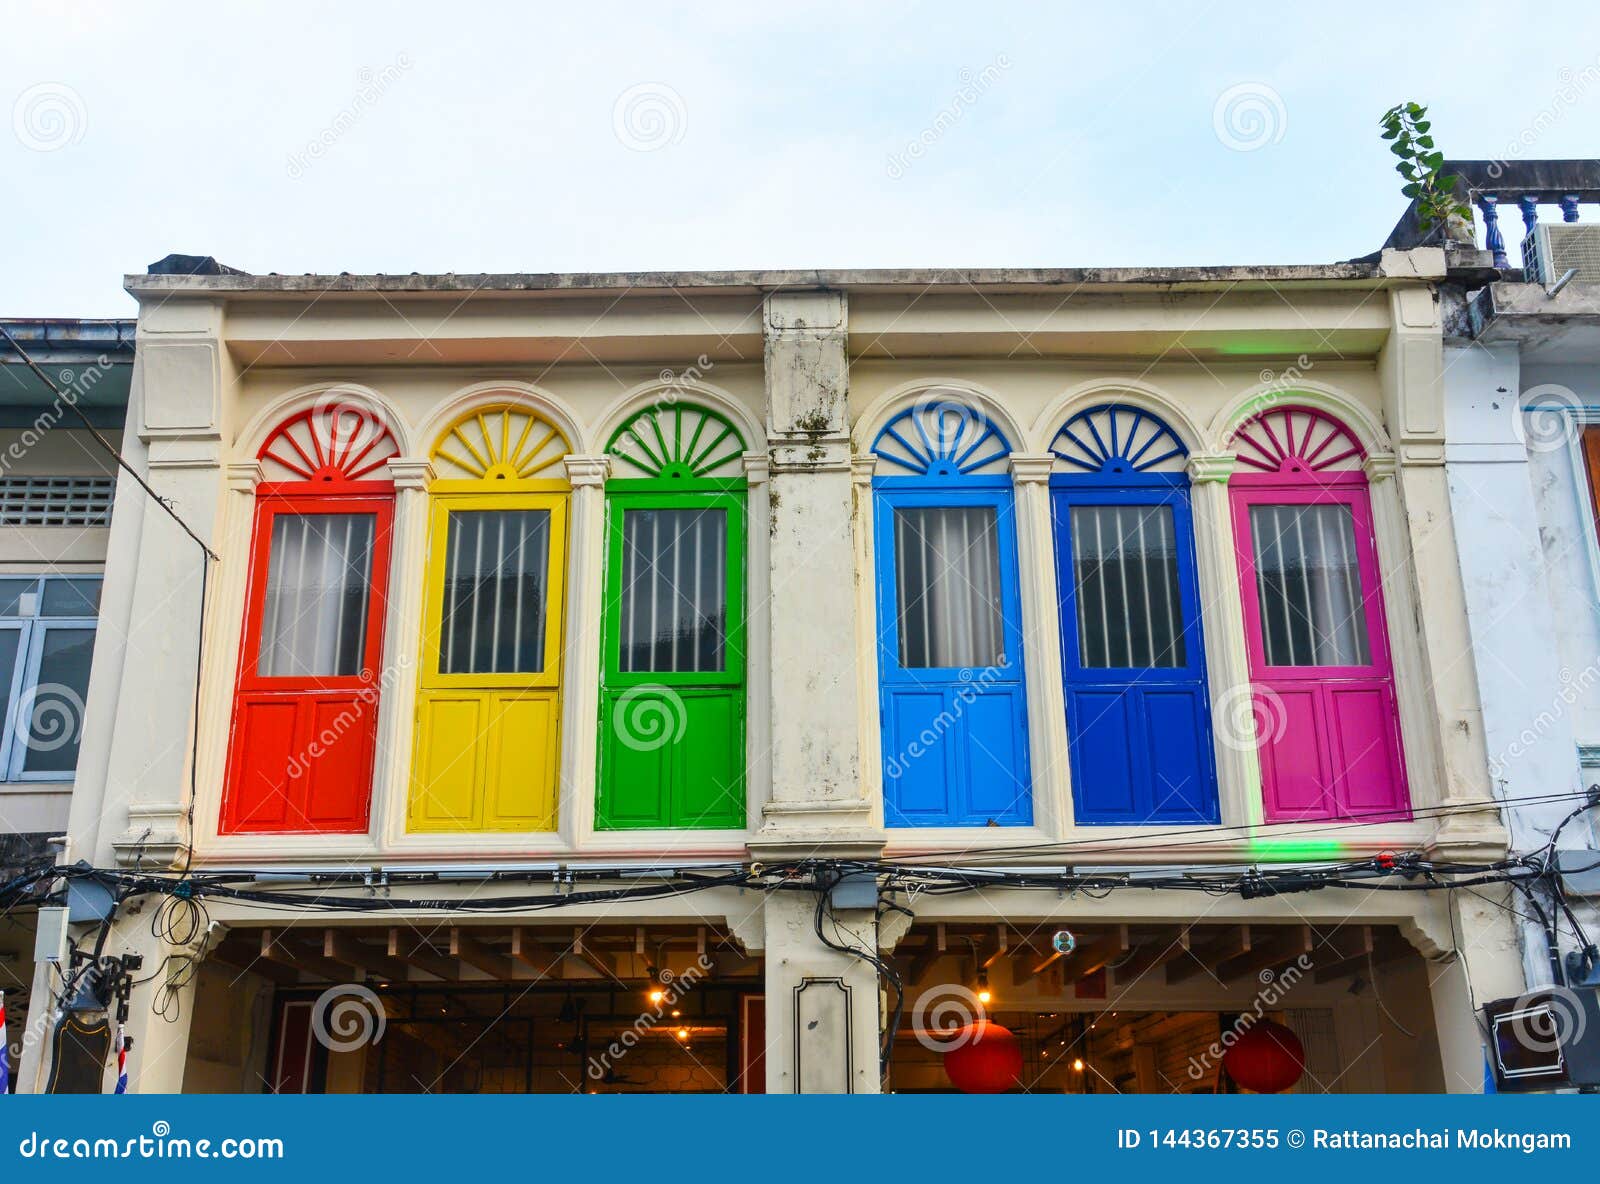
<box><xmin>0</xmin><ymin>575</ymin><xmax>101</xmax><ymax>783</ymax></box>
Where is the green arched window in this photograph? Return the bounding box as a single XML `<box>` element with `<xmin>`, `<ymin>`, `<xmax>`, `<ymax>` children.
<box><xmin>597</xmin><ymin>402</ymin><xmax>747</xmax><ymax>829</ymax></box>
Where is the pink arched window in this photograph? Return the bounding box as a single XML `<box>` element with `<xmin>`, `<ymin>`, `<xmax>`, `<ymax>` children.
<box><xmin>220</xmin><ymin>403</ymin><xmax>399</xmax><ymax>834</ymax></box>
<box><xmin>1228</xmin><ymin>406</ymin><xmax>1409</xmax><ymax>822</ymax></box>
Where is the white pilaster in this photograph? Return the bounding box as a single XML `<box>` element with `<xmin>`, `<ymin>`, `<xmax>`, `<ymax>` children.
<box><xmin>562</xmin><ymin>454</ymin><xmax>609</xmax><ymax>848</ymax></box>
<box><xmin>371</xmin><ymin>458</ymin><xmax>434</xmax><ymax>846</ymax></box>
<box><xmin>1186</xmin><ymin>452</ymin><xmax>1260</xmax><ymax>828</ymax></box>
<box><xmin>1009</xmin><ymin>453</ymin><xmax>1070</xmax><ymax>835</ymax></box>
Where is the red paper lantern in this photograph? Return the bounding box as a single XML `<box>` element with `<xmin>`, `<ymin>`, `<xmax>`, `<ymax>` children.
<box><xmin>942</xmin><ymin>1020</ymin><xmax>1023</xmax><ymax>1094</ymax></box>
<box><xmin>1222</xmin><ymin>1019</ymin><xmax>1305</xmax><ymax>1093</ymax></box>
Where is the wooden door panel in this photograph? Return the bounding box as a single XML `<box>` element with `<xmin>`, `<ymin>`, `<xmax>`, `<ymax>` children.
<box><xmin>303</xmin><ymin>694</ymin><xmax>376</xmax><ymax>829</ymax></box>
<box><xmin>670</xmin><ymin>689</ymin><xmax>745</xmax><ymax>827</ymax></box>
<box><xmin>1140</xmin><ymin>686</ymin><xmax>1215</xmax><ymax>822</ymax></box>
<box><xmin>1257</xmin><ymin>685</ymin><xmax>1331</xmax><ymax>819</ymax></box>
<box><xmin>224</xmin><ymin>696</ymin><xmax>301</xmax><ymax>831</ymax></box>
<box><xmin>410</xmin><ymin>694</ymin><xmax>486</xmax><ymax>829</ymax></box>
<box><xmin>1328</xmin><ymin>684</ymin><xmax>1408</xmax><ymax>818</ymax></box>
<box><xmin>486</xmin><ymin>691</ymin><xmax>561</xmax><ymax>830</ymax></box>
<box><xmin>882</xmin><ymin>688</ymin><xmax>954</xmax><ymax>824</ymax></box>
<box><xmin>960</xmin><ymin>686</ymin><xmax>1030</xmax><ymax>823</ymax></box>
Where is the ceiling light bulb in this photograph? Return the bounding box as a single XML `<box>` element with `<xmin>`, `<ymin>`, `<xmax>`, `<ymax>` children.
<box><xmin>1072</xmin><ymin>1058</ymin><xmax>1085</xmax><ymax>1072</ymax></box>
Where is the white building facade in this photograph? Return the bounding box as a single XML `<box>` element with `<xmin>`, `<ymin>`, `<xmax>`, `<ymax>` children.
<box><xmin>13</xmin><ymin>248</ymin><xmax>1534</xmax><ymax>1095</ymax></box>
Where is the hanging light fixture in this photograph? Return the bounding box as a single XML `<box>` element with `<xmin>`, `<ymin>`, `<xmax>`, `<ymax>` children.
<box><xmin>646</xmin><ymin>965</ymin><xmax>666</xmax><ymax>1007</ymax></box>
<box><xmin>975</xmin><ymin>966</ymin><xmax>992</xmax><ymax>1006</ymax></box>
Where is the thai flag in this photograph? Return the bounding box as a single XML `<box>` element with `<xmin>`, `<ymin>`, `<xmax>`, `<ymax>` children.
<box><xmin>0</xmin><ymin>990</ymin><xmax>9</xmax><ymax>1094</ymax></box>
<box><xmin>114</xmin><ymin>1025</ymin><xmax>127</xmax><ymax>1094</ymax></box>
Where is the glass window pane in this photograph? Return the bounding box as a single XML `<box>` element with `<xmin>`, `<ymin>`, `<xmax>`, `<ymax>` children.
<box><xmin>893</xmin><ymin>505</ymin><xmax>1005</xmax><ymax>669</ymax></box>
<box><xmin>0</xmin><ymin>578</ymin><xmax>38</xmax><ymax>618</ymax></box>
<box><xmin>1249</xmin><ymin>503</ymin><xmax>1372</xmax><ymax>667</ymax></box>
<box><xmin>20</xmin><ymin>625</ymin><xmax>94</xmax><ymax>775</ymax></box>
<box><xmin>0</xmin><ymin>628</ymin><xmax>22</xmax><ymax>756</ymax></box>
<box><xmin>41</xmin><ymin>577</ymin><xmax>102</xmax><ymax>618</ymax></box>
<box><xmin>619</xmin><ymin>508</ymin><xmax>728</xmax><ymax>674</ymax></box>
<box><xmin>1070</xmin><ymin>504</ymin><xmax>1185</xmax><ymax>668</ymax></box>
<box><xmin>439</xmin><ymin>509</ymin><xmax>550</xmax><ymax>675</ymax></box>
<box><xmin>257</xmin><ymin>513</ymin><xmax>376</xmax><ymax>678</ymax></box>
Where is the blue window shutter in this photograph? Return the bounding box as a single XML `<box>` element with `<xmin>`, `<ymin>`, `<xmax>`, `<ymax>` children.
<box><xmin>872</xmin><ymin>404</ymin><xmax>1032</xmax><ymax>828</ymax></box>
<box><xmin>1048</xmin><ymin>405</ymin><xmax>1220</xmax><ymax>825</ymax></box>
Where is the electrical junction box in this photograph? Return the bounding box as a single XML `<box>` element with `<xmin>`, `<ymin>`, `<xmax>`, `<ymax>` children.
<box><xmin>828</xmin><ymin>870</ymin><xmax>879</xmax><ymax>910</ymax></box>
<box><xmin>1482</xmin><ymin>988</ymin><xmax>1600</xmax><ymax>1092</ymax></box>
<box><xmin>33</xmin><ymin>905</ymin><xmax>68</xmax><ymax>965</ymax></box>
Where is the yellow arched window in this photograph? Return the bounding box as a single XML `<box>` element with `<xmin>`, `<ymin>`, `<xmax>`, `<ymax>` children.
<box><xmin>408</xmin><ymin>406</ymin><xmax>571</xmax><ymax>831</ymax></box>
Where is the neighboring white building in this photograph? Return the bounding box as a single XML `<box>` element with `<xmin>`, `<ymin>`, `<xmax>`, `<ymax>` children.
<box><xmin>1440</xmin><ymin>161</ymin><xmax>1600</xmax><ymax>997</ymax></box>
<box><xmin>0</xmin><ymin>318</ymin><xmax>134</xmax><ymax>1091</ymax></box>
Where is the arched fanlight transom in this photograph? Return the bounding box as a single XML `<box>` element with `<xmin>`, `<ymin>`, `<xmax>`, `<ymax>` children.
<box><xmin>431</xmin><ymin>406</ymin><xmax>570</xmax><ymax>483</ymax></box>
<box><xmin>1050</xmin><ymin>404</ymin><xmax>1188</xmax><ymax>476</ymax></box>
<box><xmin>1231</xmin><ymin>406</ymin><xmax>1366</xmax><ymax>476</ymax></box>
<box><xmin>606</xmin><ymin>402</ymin><xmax>747</xmax><ymax>480</ymax></box>
<box><xmin>258</xmin><ymin>402</ymin><xmax>400</xmax><ymax>485</ymax></box>
<box><xmin>871</xmin><ymin>399</ymin><xmax>1012</xmax><ymax>478</ymax></box>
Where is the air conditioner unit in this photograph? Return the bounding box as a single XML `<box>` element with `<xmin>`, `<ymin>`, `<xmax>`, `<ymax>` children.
<box><xmin>1522</xmin><ymin>221</ymin><xmax>1600</xmax><ymax>286</ymax></box>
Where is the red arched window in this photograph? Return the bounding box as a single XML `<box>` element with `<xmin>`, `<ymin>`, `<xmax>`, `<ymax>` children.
<box><xmin>1228</xmin><ymin>406</ymin><xmax>1409</xmax><ymax>823</ymax></box>
<box><xmin>220</xmin><ymin>403</ymin><xmax>399</xmax><ymax>834</ymax></box>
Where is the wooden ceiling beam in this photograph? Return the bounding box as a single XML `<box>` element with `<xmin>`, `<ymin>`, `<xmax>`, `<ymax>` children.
<box><xmin>323</xmin><ymin>930</ymin><xmax>412</xmax><ymax>982</ymax></box>
<box><xmin>387</xmin><ymin>929</ymin><xmax>460</xmax><ymax>982</ymax></box>
<box><xmin>511</xmin><ymin>928</ymin><xmax>560</xmax><ymax>978</ymax></box>
<box><xmin>1064</xmin><ymin>925</ymin><xmax>1130</xmax><ymax>981</ymax></box>
<box><xmin>1113</xmin><ymin>929</ymin><xmax>1191</xmax><ymax>987</ymax></box>
<box><xmin>1216</xmin><ymin>925</ymin><xmax>1313</xmax><ymax>983</ymax></box>
<box><xmin>209</xmin><ymin>942</ymin><xmax>299</xmax><ymax>985</ymax></box>
<box><xmin>259</xmin><ymin>929</ymin><xmax>346</xmax><ymax>983</ymax></box>
<box><xmin>1168</xmin><ymin>926</ymin><xmax>1250</xmax><ymax>985</ymax></box>
<box><xmin>450</xmin><ymin>928</ymin><xmax>514</xmax><ymax>979</ymax></box>
<box><xmin>1313</xmin><ymin>925</ymin><xmax>1375</xmax><ymax>983</ymax></box>
<box><xmin>566</xmin><ymin>928</ymin><xmax>614</xmax><ymax>979</ymax></box>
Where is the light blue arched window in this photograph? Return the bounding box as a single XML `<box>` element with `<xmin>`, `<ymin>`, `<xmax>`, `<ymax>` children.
<box><xmin>871</xmin><ymin>400</ymin><xmax>1031</xmax><ymax>827</ymax></box>
<box><xmin>1048</xmin><ymin>404</ymin><xmax>1218</xmax><ymax>823</ymax></box>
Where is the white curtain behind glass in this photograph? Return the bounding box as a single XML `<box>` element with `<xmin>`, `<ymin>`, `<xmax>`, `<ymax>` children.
<box><xmin>258</xmin><ymin>513</ymin><xmax>377</xmax><ymax>678</ymax></box>
<box><xmin>893</xmin><ymin>505</ymin><xmax>1004</xmax><ymax>669</ymax></box>
<box><xmin>1249</xmin><ymin>503</ymin><xmax>1371</xmax><ymax>667</ymax></box>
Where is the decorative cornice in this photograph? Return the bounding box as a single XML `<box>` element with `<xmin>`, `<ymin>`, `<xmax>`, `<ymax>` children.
<box><xmin>1363</xmin><ymin>453</ymin><xmax>1398</xmax><ymax>482</ymax></box>
<box><xmin>225</xmin><ymin>460</ymin><xmax>263</xmax><ymax>492</ymax></box>
<box><xmin>850</xmin><ymin>455</ymin><xmax>879</xmax><ymax>485</ymax></box>
<box><xmin>742</xmin><ymin>451</ymin><xmax>770</xmax><ymax>485</ymax></box>
<box><xmin>562</xmin><ymin>453</ymin><xmax>610</xmax><ymax>487</ymax></box>
<box><xmin>384</xmin><ymin>457</ymin><xmax>436</xmax><ymax>491</ymax></box>
<box><xmin>1186</xmin><ymin>452</ymin><xmax>1236</xmax><ymax>483</ymax></box>
<box><xmin>1008</xmin><ymin>452</ymin><xmax>1056</xmax><ymax>485</ymax></box>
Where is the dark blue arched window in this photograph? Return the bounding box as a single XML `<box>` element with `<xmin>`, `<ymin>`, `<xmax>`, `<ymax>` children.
<box><xmin>1049</xmin><ymin>404</ymin><xmax>1218</xmax><ymax>824</ymax></box>
<box><xmin>871</xmin><ymin>400</ymin><xmax>1031</xmax><ymax>827</ymax></box>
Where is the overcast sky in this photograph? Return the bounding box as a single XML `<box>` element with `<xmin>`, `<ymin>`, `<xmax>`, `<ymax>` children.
<box><xmin>3</xmin><ymin>1</ymin><xmax>1598</xmax><ymax>316</ymax></box>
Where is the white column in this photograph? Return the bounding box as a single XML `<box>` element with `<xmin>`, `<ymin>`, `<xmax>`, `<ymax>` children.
<box><xmin>1186</xmin><ymin>452</ymin><xmax>1260</xmax><ymax>828</ymax></box>
<box><xmin>742</xmin><ymin>451</ymin><xmax>772</xmax><ymax>829</ymax></box>
<box><xmin>562</xmin><ymin>454</ymin><xmax>609</xmax><ymax>848</ymax></box>
<box><xmin>371</xmin><ymin>458</ymin><xmax>434</xmax><ymax>846</ymax></box>
<box><xmin>1008</xmin><ymin>453</ymin><xmax>1070</xmax><ymax>835</ymax></box>
<box><xmin>753</xmin><ymin>290</ymin><xmax>877</xmax><ymax>856</ymax></box>
<box><xmin>1379</xmin><ymin>300</ymin><xmax>1505</xmax><ymax>860</ymax></box>
<box><xmin>759</xmin><ymin>892</ymin><xmax>883</xmax><ymax>1094</ymax></box>
<box><xmin>850</xmin><ymin>455</ymin><xmax>884</xmax><ymax>826</ymax></box>
<box><xmin>1429</xmin><ymin>886</ymin><xmax>1526</xmax><ymax>1093</ymax></box>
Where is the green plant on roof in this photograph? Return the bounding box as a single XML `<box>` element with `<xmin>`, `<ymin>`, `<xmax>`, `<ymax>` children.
<box><xmin>1379</xmin><ymin>102</ymin><xmax>1472</xmax><ymax>234</ymax></box>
